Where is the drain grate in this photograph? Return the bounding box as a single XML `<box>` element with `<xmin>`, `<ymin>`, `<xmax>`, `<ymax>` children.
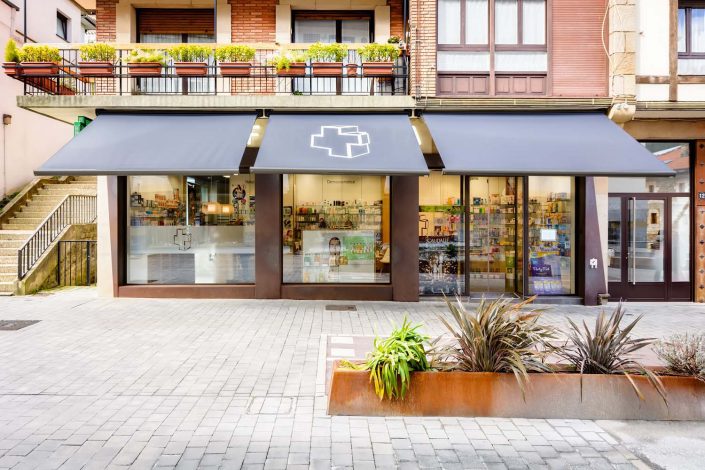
<box><xmin>0</xmin><ymin>320</ymin><xmax>40</xmax><ymax>331</ymax></box>
<box><xmin>325</xmin><ymin>304</ymin><xmax>357</xmax><ymax>311</ymax></box>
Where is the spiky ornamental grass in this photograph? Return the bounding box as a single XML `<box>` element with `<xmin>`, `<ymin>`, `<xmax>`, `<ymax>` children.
<box><xmin>655</xmin><ymin>333</ymin><xmax>705</xmax><ymax>382</ymax></box>
<box><xmin>554</xmin><ymin>302</ymin><xmax>666</xmax><ymax>403</ymax></box>
<box><xmin>435</xmin><ymin>296</ymin><xmax>555</xmax><ymax>397</ymax></box>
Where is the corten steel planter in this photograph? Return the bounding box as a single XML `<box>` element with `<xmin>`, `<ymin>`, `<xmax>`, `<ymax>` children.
<box><xmin>173</xmin><ymin>61</ymin><xmax>208</xmax><ymax>76</ymax></box>
<box><xmin>346</xmin><ymin>63</ymin><xmax>359</xmax><ymax>77</ymax></box>
<box><xmin>127</xmin><ymin>62</ymin><xmax>163</xmax><ymax>77</ymax></box>
<box><xmin>219</xmin><ymin>62</ymin><xmax>253</xmax><ymax>77</ymax></box>
<box><xmin>20</xmin><ymin>62</ymin><xmax>59</xmax><ymax>76</ymax></box>
<box><xmin>312</xmin><ymin>61</ymin><xmax>343</xmax><ymax>77</ymax></box>
<box><xmin>362</xmin><ymin>61</ymin><xmax>395</xmax><ymax>77</ymax></box>
<box><xmin>328</xmin><ymin>365</ymin><xmax>705</xmax><ymax>421</ymax></box>
<box><xmin>3</xmin><ymin>62</ymin><xmax>21</xmax><ymax>76</ymax></box>
<box><xmin>78</xmin><ymin>61</ymin><xmax>114</xmax><ymax>77</ymax></box>
<box><xmin>276</xmin><ymin>62</ymin><xmax>306</xmax><ymax>77</ymax></box>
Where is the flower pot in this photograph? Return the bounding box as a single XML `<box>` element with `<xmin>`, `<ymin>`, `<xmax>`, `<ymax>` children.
<box><xmin>276</xmin><ymin>62</ymin><xmax>306</xmax><ymax>77</ymax></box>
<box><xmin>78</xmin><ymin>61</ymin><xmax>114</xmax><ymax>77</ymax></box>
<box><xmin>311</xmin><ymin>62</ymin><xmax>343</xmax><ymax>77</ymax></box>
<box><xmin>346</xmin><ymin>63</ymin><xmax>359</xmax><ymax>77</ymax></box>
<box><xmin>362</xmin><ymin>61</ymin><xmax>395</xmax><ymax>77</ymax></box>
<box><xmin>127</xmin><ymin>62</ymin><xmax>163</xmax><ymax>77</ymax></box>
<box><xmin>20</xmin><ymin>62</ymin><xmax>58</xmax><ymax>76</ymax></box>
<box><xmin>173</xmin><ymin>62</ymin><xmax>208</xmax><ymax>76</ymax></box>
<box><xmin>219</xmin><ymin>62</ymin><xmax>252</xmax><ymax>77</ymax></box>
<box><xmin>2</xmin><ymin>62</ymin><xmax>21</xmax><ymax>77</ymax></box>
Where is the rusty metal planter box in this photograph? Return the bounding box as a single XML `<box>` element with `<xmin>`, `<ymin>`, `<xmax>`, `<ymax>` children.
<box><xmin>328</xmin><ymin>367</ymin><xmax>705</xmax><ymax>420</ymax></box>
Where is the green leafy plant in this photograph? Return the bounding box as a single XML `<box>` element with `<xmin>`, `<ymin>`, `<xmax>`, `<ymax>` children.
<box><xmin>269</xmin><ymin>51</ymin><xmax>308</xmax><ymax>71</ymax></box>
<box><xmin>655</xmin><ymin>333</ymin><xmax>705</xmax><ymax>382</ymax></box>
<box><xmin>124</xmin><ymin>49</ymin><xmax>166</xmax><ymax>65</ymax></box>
<box><xmin>4</xmin><ymin>38</ymin><xmax>19</xmax><ymax>63</ymax></box>
<box><xmin>387</xmin><ymin>36</ymin><xmax>401</xmax><ymax>44</ymax></box>
<box><xmin>167</xmin><ymin>44</ymin><xmax>212</xmax><ymax>62</ymax></box>
<box><xmin>358</xmin><ymin>43</ymin><xmax>400</xmax><ymax>62</ymax></box>
<box><xmin>342</xmin><ymin>316</ymin><xmax>430</xmax><ymax>400</ymax></box>
<box><xmin>79</xmin><ymin>43</ymin><xmax>116</xmax><ymax>62</ymax></box>
<box><xmin>215</xmin><ymin>44</ymin><xmax>256</xmax><ymax>62</ymax></box>
<box><xmin>435</xmin><ymin>296</ymin><xmax>554</xmax><ymax>396</ymax></box>
<box><xmin>18</xmin><ymin>45</ymin><xmax>61</xmax><ymax>63</ymax></box>
<box><xmin>554</xmin><ymin>302</ymin><xmax>666</xmax><ymax>402</ymax></box>
<box><xmin>307</xmin><ymin>42</ymin><xmax>348</xmax><ymax>62</ymax></box>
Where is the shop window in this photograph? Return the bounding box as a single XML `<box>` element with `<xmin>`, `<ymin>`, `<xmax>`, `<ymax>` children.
<box><xmin>527</xmin><ymin>176</ymin><xmax>575</xmax><ymax>296</ymax></box>
<box><xmin>282</xmin><ymin>174</ymin><xmax>390</xmax><ymax>284</ymax></box>
<box><xmin>56</xmin><ymin>11</ymin><xmax>69</xmax><ymax>41</ymax></box>
<box><xmin>418</xmin><ymin>173</ymin><xmax>465</xmax><ymax>295</ymax></box>
<box><xmin>126</xmin><ymin>175</ymin><xmax>255</xmax><ymax>284</ymax></box>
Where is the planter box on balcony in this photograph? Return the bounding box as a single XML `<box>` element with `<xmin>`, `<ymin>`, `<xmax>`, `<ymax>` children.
<box><xmin>312</xmin><ymin>62</ymin><xmax>343</xmax><ymax>77</ymax></box>
<box><xmin>173</xmin><ymin>62</ymin><xmax>208</xmax><ymax>76</ymax></box>
<box><xmin>346</xmin><ymin>63</ymin><xmax>359</xmax><ymax>77</ymax></box>
<box><xmin>78</xmin><ymin>61</ymin><xmax>114</xmax><ymax>77</ymax></box>
<box><xmin>219</xmin><ymin>62</ymin><xmax>252</xmax><ymax>77</ymax></box>
<box><xmin>328</xmin><ymin>366</ymin><xmax>705</xmax><ymax>421</ymax></box>
<box><xmin>362</xmin><ymin>62</ymin><xmax>395</xmax><ymax>77</ymax></box>
<box><xmin>276</xmin><ymin>62</ymin><xmax>306</xmax><ymax>77</ymax></box>
<box><xmin>127</xmin><ymin>62</ymin><xmax>163</xmax><ymax>77</ymax></box>
<box><xmin>2</xmin><ymin>62</ymin><xmax>21</xmax><ymax>77</ymax></box>
<box><xmin>20</xmin><ymin>62</ymin><xmax>58</xmax><ymax>76</ymax></box>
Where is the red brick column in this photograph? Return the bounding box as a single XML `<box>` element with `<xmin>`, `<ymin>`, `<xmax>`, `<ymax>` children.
<box><xmin>96</xmin><ymin>0</ymin><xmax>117</xmax><ymax>42</ymax></box>
<box><xmin>408</xmin><ymin>0</ymin><xmax>436</xmax><ymax>97</ymax></box>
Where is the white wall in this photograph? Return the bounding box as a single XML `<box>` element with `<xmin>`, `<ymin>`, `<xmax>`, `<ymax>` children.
<box><xmin>0</xmin><ymin>0</ymin><xmax>84</xmax><ymax>198</ymax></box>
<box><xmin>635</xmin><ymin>0</ymin><xmax>670</xmax><ymax>102</ymax></box>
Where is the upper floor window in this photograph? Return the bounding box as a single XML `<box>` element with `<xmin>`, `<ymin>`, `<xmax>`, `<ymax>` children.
<box><xmin>678</xmin><ymin>2</ymin><xmax>705</xmax><ymax>55</ymax></box>
<box><xmin>56</xmin><ymin>11</ymin><xmax>69</xmax><ymax>41</ymax></box>
<box><xmin>136</xmin><ymin>9</ymin><xmax>215</xmax><ymax>43</ymax></box>
<box><xmin>292</xmin><ymin>11</ymin><xmax>372</xmax><ymax>43</ymax></box>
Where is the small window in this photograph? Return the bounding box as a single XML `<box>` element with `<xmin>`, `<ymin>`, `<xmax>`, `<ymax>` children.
<box><xmin>56</xmin><ymin>12</ymin><xmax>69</xmax><ymax>40</ymax></box>
<box><xmin>679</xmin><ymin>2</ymin><xmax>705</xmax><ymax>55</ymax></box>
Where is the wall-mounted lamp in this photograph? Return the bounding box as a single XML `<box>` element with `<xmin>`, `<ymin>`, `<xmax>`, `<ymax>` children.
<box><xmin>2</xmin><ymin>114</ymin><xmax>11</xmax><ymax>126</ymax></box>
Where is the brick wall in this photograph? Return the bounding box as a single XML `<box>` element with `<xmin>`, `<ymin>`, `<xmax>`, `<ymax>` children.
<box><xmin>389</xmin><ymin>0</ymin><xmax>404</xmax><ymax>39</ymax></box>
<box><xmin>96</xmin><ymin>0</ymin><xmax>117</xmax><ymax>42</ymax></box>
<box><xmin>229</xmin><ymin>0</ymin><xmax>276</xmax><ymax>43</ymax></box>
<box><xmin>409</xmin><ymin>0</ymin><xmax>437</xmax><ymax>97</ymax></box>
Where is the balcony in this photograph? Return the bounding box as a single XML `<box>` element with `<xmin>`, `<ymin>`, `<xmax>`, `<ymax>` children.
<box><xmin>8</xmin><ymin>45</ymin><xmax>410</xmax><ymax>97</ymax></box>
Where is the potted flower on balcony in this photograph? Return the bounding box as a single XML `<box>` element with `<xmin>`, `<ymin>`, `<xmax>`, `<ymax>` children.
<box><xmin>124</xmin><ymin>49</ymin><xmax>165</xmax><ymax>77</ymax></box>
<box><xmin>167</xmin><ymin>44</ymin><xmax>212</xmax><ymax>76</ymax></box>
<box><xmin>78</xmin><ymin>43</ymin><xmax>116</xmax><ymax>77</ymax></box>
<box><xmin>3</xmin><ymin>39</ymin><xmax>21</xmax><ymax>77</ymax></box>
<box><xmin>307</xmin><ymin>42</ymin><xmax>347</xmax><ymax>77</ymax></box>
<box><xmin>270</xmin><ymin>51</ymin><xmax>308</xmax><ymax>77</ymax></box>
<box><xmin>215</xmin><ymin>45</ymin><xmax>256</xmax><ymax>77</ymax></box>
<box><xmin>18</xmin><ymin>45</ymin><xmax>61</xmax><ymax>76</ymax></box>
<box><xmin>358</xmin><ymin>43</ymin><xmax>400</xmax><ymax>77</ymax></box>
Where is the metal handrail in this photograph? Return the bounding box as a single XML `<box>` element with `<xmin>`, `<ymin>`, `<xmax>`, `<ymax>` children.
<box><xmin>17</xmin><ymin>195</ymin><xmax>97</xmax><ymax>280</ymax></box>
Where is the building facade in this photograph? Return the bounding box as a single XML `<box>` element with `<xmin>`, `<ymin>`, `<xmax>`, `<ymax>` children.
<box><xmin>8</xmin><ymin>0</ymin><xmax>697</xmax><ymax>304</ymax></box>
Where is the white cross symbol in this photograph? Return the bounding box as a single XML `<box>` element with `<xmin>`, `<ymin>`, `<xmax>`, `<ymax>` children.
<box><xmin>310</xmin><ymin>125</ymin><xmax>371</xmax><ymax>159</ymax></box>
<box><xmin>173</xmin><ymin>227</ymin><xmax>192</xmax><ymax>251</ymax></box>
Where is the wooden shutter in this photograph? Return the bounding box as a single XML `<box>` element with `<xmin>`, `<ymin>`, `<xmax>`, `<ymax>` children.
<box><xmin>137</xmin><ymin>9</ymin><xmax>214</xmax><ymax>35</ymax></box>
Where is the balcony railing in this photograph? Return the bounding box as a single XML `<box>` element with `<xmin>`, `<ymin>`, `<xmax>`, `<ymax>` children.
<box><xmin>12</xmin><ymin>45</ymin><xmax>410</xmax><ymax>97</ymax></box>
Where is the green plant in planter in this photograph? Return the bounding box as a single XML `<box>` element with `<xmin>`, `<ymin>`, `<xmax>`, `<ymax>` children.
<box><xmin>79</xmin><ymin>43</ymin><xmax>116</xmax><ymax>62</ymax></box>
<box><xmin>4</xmin><ymin>39</ymin><xmax>19</xmax><ymax>62</ymax></box>
<box><xmin>124</xmin><ymin>49</ymin><xmax>166</xmax><ymax>65</ymax></box>
<box><xmin>654</xmin><ymin>333</ymin><xmax>705</xmax><ymax>382</ymax></box>
<box><xmin>554</xmin><ymin>302</ymin><xmax>666</xmax><ymax>402</ymax></box>
<box><xmin>215</xmin><ymin>45</ymin><xmax>256</xmax><ymax>62</ymax></box>
<box><xmin>167</xmin><ymin>44</ymin><xmax>212</xmax><ymax>63</ymax></box>
<box><xmin>387</xmin><ymin>35</ymin><xmax>401</xmax><ymax>44</ymax></box>
<box><xmin>435</xmin><ymin>296</ymin><xmax>555</xmax><ymax>396</ymax></box>
<box><xmin>307</xmin><ymin>42</ymin><xmax>348</xmax><ymax>62</ymax></box>
<box><xmin>269</xmin><ymin>51</ymin><xmax>308</xmax><ymax>71</ymax></box>
<box><xmin>18</xmin><ymin>45</ymin><xmax>61</xmax><ymax>63</ymax></box>
<box><xmin>342</xmin><ymin>316</ymin><xmax>430</xmax><ymax>400</ymax></box>
<box><xmin>358</xmin><ymin>43</ymin><xmax>400</xmax><ymax>62</ymax></box>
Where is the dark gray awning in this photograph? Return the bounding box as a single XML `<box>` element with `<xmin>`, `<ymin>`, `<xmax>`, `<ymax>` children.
<box><xmin>251</xmin><ymin>114</ymin><xmax>428</xmax><ymax>175</ymax></box>
<box><xmin>423</xmin><ymin>113</ymin><xmax>676</xmax><ymax>176</ymax></box>
<box><xmin>35</xmin><ymin>113</ymin><xmax>256</xmax><ymax>176</ymax></box>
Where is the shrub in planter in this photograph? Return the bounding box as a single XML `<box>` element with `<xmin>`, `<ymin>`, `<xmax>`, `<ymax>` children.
<box><xmin>387</xmin><ymin>36</ymin><xmax>401</xmax><ymax>44</ymax></box>
<box><xmin>215</xmin><ymin>45</ymin><xmax>256</xmax><ymax>77</ymax></box>
<box><xmin>655</xmin><ymin>333</ymin><xmax>705</xmax><ymax>382</ymax></box>
<box><xmin>124</xmin><ymin>49</ymin><xmax>166</xmax><ymax>77</ymax></box>
<box><xmin>78</xmin><ymin>43</ymin><xmax>116</xmax><ymax>76</ymax></box>
<box><xmin>18</xmin><ymin>45</ymin><xmax>61</xmax><ymax>75</ymax></box>
<box><xmin>3</xmin><ymin>39</ymin><xmax>21</xmax><ymax>76</ymax></box>
<box><xmin>307</xmin><ymin>42</ymin><xmax>347</xmax><ymax>77</ymax></box>
<box><xmin>358</xmin><ymin>43</ymin><xmax>401</xmax><ymax>77</ymax></box>
<box><xmin>270</xmin><ymin>52</ymin><xmax>308</xmax><ymax>77</ymax></box>
<box><xmin>167</xmin><ymin>44</ymin><xmax>212</xmax><ymax>76</ymax></box>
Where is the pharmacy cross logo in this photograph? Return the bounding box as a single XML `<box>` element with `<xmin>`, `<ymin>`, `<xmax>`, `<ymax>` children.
<box><xmin>310</xmin><ymin>125</ymin><xmax>371</xmax><ymax>159</ymax></box>
<box><xmin>173</xmin><ymin>227</ymin><xmax>192</xmax><ymax>251</ymax></box>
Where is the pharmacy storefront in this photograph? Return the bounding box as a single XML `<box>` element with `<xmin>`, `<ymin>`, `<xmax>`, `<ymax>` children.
<box><xmin>36</xmin><ymin>111</ymin><xmax>674</xmax><ymax>304</ymax></box>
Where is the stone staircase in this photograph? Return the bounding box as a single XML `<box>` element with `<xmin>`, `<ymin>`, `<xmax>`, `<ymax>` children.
<box><xmin>0</xmin><ymin>176</ymin><xmax>96</xmax><ymax>294</ymax></box>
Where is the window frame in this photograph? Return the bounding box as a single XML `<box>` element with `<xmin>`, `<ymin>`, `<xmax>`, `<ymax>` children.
<box><xmin>678</xmin><ymin>1</ymin><xmax>705</xmax><ymax>57</ymax></box>
<box><xmin>291</xmin><ymin>10</ymin><xmax>374</xmax><ymax>43</ymax></box>
<box><xmin>56</xmin><ymin>11</ymin><xmax>69</xmax><ymax>41</ymax></box>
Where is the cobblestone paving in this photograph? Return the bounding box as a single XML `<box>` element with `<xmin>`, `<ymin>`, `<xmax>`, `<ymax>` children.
<box><xmin>0</xmin><ymin>289</ymin><xmax>704</xmax><ymax>470</ymax></box>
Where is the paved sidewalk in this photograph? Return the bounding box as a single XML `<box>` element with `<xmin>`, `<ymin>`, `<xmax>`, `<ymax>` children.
<box><xmin>0</xmin><ymin>289</ymin><xmax>704</xmax><ymax>469</ymax></box>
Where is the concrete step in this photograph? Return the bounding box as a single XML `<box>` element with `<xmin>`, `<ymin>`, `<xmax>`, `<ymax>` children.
<box><xmin>0</xmin><ymin>239</ymin><xmax>24</xmax><ymax>249</ymax></box>
<box><xmin>1</xmin><ymin>223</ymin><xmax>37</xmax><ymax>231</ymax></box>
<box><xmin>38</xmin><ymin>187</ymin><xmax>96</xmax><ymax>195</ymax></box>
<box><xmin>0</xmin><ymin>282</ymin><xmax>14</xmax><ymax>293</ymax></box>
<box><xmin>22</xmin><ymin>203</ymin><xmax>59</xmax><ymax>211</ymax></box>
<box><xmin>0</xmin><ymin>273</ymin><xmax>15</xmax><ymax>282</ymax></box>
<box><xmin>72</xmin><ymin>176</ymin><xmax>96</xmax><ymax>182</ymax></box>
<box><xmin>6</xmin><ymin>218</ymin><xmax>43</xmax><ymax>226</ymax></box>
<box><xmin>0</xmin><ymin>231</ymin><xmax>30</xmax><ymax>240</ymax></box>
<box><xmin>63</xmin><ymin>182</ymin><xmax>96</xmax><ymax>187</ymax></box>
<box><xmin>29</xmin><ymin>195</ymin><xmax>66</xmax><ymax>202</ymax></box>
<box><xmin>0</xmin><ymin>255</ymin><xmax>17</xmax><ymax>265</ymax></box>
<box><xmin>0</xmin><ymin>247</ymin><xmax>18</xmax><ymax>256</ymax></box>
<box><xmin>13</xmin><ymin>211</ymin><xmax>49</xmax><ymax>220</ymax></box>
<box><xmin>0</xmin><ymin>264</ymin><xmax>17</xmax><ymax>274</ymax></box>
